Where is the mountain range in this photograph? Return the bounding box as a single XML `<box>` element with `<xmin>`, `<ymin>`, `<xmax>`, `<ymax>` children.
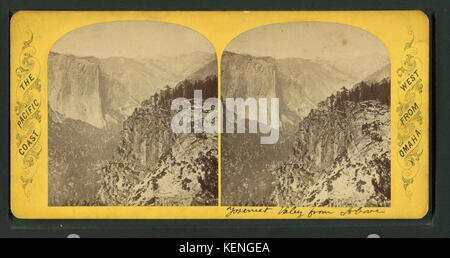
<box><xmin>220</xmin><ymin>51</ymin><xmax>389</xmax><ymax>125</ymax></box>
<box><xmin>48</xmin><ymin>51</ymin><xmax>216</xmax><ymax>128</ymax></box>
<box><xmin>48</xmin><ymin>50</ymin><xmax>390</xmax><ymax>206</ymax></box>
<box><xmin>220</xmin><ymin>51</ymin><xmax>391</xmax><ymax>206</ymax></box>
<box><xmin>48</xmin><ymin>52</ymin><xmax>218</xmax><ymax>206</ymax></box>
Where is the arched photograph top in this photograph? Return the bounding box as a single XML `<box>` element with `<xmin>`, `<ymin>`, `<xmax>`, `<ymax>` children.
<box><xmin>221</xmin><ymin>22</ymin><xmax>391</xmax><ymax>207</ymax></box>
<box><xmin>48</xmin><ymin>21</ymin><xmax>218</xmax><ymax>207</ymax></box>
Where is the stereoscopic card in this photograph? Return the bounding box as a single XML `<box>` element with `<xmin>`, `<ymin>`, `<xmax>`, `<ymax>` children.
<box><xmin>10</xmin><ymin>11</ymin><xmax>429</xmax><ymax>219</ymax></box>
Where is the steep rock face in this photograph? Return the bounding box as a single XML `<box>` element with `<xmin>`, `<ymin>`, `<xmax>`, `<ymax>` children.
<box><xmin>48</xmin><ymin>53</ymin><xmax>107</xmax><ymax>128</ymax></box>
<box><xmin>48</xmin><ymin>51</ymin><xmax>218</xmax><ymax>206</ymax></box>
<box><xmin>221</xmin><ymin>52</ymin><xmax>278</xmax><ymax>99</ymax></box>
<box><xmin>221</xmin><ymin>52</ymin><xmax>362</xmax><ymax>122</ymax></box>
<box><xmin>97</xmin><ymin>76</ymin><xmax>219</xmax><ymax>206</ymax></box>
<box><xmin>220</xmin><ymin>52</ymin><xmax>390</xmax><ymax>206</ymax></box>
<box><xmin>221</xmin><ymin>52</ymin><xmax>309</xmax><ymax>128</ymax></box>
<box><xmin>48</xmin><ymin>52</ymin><xmax>216</xmax><ymax>128</ymax></box>
<box><xmin>48</xmin><ymin>52</ymin><xmax>138</xmax><ymax>128</ymax></box>
<box><xmin>126</xmin><ymin>133</ymin><xmax>218</xmax><ymax>206</ymax></box>
<box><xmin>96</xmin><ymin>105</ymin><xmax>175</xmax><ymax>205</ymax></box>
<box><xmin>271</xmin><ymin>100</ymin><xmax>391</xmax><ymax>207</ymax></box>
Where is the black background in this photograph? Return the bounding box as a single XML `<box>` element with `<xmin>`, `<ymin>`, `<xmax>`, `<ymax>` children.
<box><xmin>0</xmin><ymin>0</ymin><xmax>449</xmax><ymax>239</ymax></box>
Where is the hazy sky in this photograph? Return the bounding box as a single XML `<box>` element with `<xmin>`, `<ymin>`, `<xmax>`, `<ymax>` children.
<box><xmin>226</xmin><ymin>22</ymin><xmax>389</xmax><ymax>60</ymax></box>
<box><xmin>51</xmin><ymin>21</ymin><xmax>215</xmax><ymax>58</ymax></box>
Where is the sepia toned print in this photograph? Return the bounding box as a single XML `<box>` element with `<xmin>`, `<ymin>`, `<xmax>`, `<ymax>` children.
<box><xmin>48</xmin><ymin>21</ymin><xmax>218</xmax><ymax>206</ymax></box>
<box><xmin>221</xmin><ymin>22</ymin><xmax>391</xmax><ymax>207</ymax></box>
<box><xmin>10</xmin><ymin>11</ymin><xmax>430</xmax><ymax>219</ymax></box>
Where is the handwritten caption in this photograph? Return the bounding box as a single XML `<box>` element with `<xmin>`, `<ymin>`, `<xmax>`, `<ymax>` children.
<box><xmin>225</xmin><ymin>206</ymin><xmax>384</xmax><ymax>218</ymax></box>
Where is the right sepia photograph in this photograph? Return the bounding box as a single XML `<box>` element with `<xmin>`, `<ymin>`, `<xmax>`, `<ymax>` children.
<box><xmin>221</xmin><ymin>22</ymin><xmax>391</xmax><ymax>207</ymax></box>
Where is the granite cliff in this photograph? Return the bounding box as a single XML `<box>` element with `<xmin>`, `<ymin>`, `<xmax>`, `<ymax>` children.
<box><xmin>220</xmin><ymin>52</ymin><xmax>391</xmax><ymax>206</ymax></box>
<box><xmin>271</xmin><ymin>79</ymin><xmax>391</xmax><ymax>207</ymax></box>
<box><xmin>220</xmin><ymin>51</ymin><xmax>361</xmax><ymax>122</ymax></box>
<box><xmin>97</xmin><ymin>76</ymin><xmax>219</xmax><ymax>206</ymax></box>
<box><xmin>48</xmin><ymin>52</ymin><xmax>216</xmax><ymax>128</ymax></box>
<box><xmin>48</xmin><ymin>51</ymin><xmax>218</xmax><ymax>206</ymax></box>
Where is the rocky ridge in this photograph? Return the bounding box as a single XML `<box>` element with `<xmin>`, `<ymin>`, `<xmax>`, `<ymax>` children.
<box><xmin>97</xmin><ymin>76</ymin><xmax>219</xmax><ymax>206</ymax></box>
<box><xmin>271</xmin><ymin>80</ymin><xmax>391</xmax><ymax>207</ymax></box>
<box><xmin>48</xmin><ymin>52</ymin><xmax>216</xmax><ymax>128</ymax></box>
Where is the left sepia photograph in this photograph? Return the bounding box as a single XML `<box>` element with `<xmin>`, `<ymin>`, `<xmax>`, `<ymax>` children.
<box><xmin>48</xmin><ymin>21</ymin><xmax>219</xmax><ymax>206</ymax></box>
